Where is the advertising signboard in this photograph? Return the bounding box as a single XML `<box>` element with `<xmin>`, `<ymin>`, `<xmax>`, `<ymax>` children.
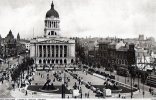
<box><xmin>73</xmin><ymin>89</ymin><xmax>80</xmax><ymax>97</ymax></box>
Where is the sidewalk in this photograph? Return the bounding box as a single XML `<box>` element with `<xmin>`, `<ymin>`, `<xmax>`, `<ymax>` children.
<box><xmin>0</xmin><ymin>80</ymin><xmax>13</xmax><ymax>98</ymax></box>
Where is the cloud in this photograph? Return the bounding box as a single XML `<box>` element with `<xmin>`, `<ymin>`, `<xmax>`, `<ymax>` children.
<box><xmin>0</xmin><ymin>0</ymin><xmax>155</xmax><ymax>39</ymax></box>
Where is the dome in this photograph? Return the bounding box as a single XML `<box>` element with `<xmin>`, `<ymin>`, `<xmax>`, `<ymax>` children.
<box><xmin>46</xmin><ymin>2</ymin><xmax>59</xmax><ymax>18</ymax></box>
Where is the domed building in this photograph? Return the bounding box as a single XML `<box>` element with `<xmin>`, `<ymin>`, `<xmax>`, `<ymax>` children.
<box><xmin>30</xmin><ymin>2</ymin><xmax>75</xmax><ymax>67</ymax></box>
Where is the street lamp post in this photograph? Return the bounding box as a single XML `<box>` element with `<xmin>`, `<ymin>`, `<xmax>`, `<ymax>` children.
<box><xmin>61</xmin><ymin>67</ymin><xmax>67</xmax><ymax>98</ymax></box>
<box><xmin>142</xmin><ymin>54</ymin><xmax>146</xmax><ymax>98</ymax></box>
<box><xmin>149</xmin><ymin>70</ymin><xmax>152</xmax><ymax>93</ymax></box>
<box><xmin>125</xmin><ymin>76</ymin><xmax>126</xmax><ymax>84</ymax></box>
<box><xmin>138</xmin><ymin>72</ymin><xmax>140</xmax><ymax>90</ymax></box>
<box><xmin>130</xmin><ymin>66</ymin><xmax>133</xmax><ymax>99</ymax></box>
<box><xmin>18</xmin><ymin>55</ymin><xmax>20</xmax><ymax>65</ymax></box>
<box><xmin>8</xmin><ymin>61</ymin><xmax>9</xmax><ymax>70</ymax></box>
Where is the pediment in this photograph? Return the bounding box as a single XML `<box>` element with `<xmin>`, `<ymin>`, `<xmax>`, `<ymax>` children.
<box><xmin>38</xmin><ymin>38</ymin><xmax>69</xmax><ymax>44</ymax></box>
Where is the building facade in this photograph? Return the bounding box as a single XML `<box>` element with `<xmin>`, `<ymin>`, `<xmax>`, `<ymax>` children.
<box><xmin>98</xmin><ymin>40</ymin><xmax>135</xmax><ymax>75</ymax></box>
<box><xmin>19</xmin><ymin>40</ymin><xmax>30</xmax><ymax>50</ymax></box>
<box><xmin>3</xmin><ymin>30</ymin><xmax>17</xmax><ymax>58</ymax></box>
<box><xmin>30</xmin><ymin>2</ymin><xmax>75</xmax><ymax>66</ymax></box>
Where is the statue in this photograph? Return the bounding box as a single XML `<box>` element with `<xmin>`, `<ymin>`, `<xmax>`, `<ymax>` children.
<box><xmin>41</xmin><ymin>79</ymin><xmax>56</xmax><ymax>90</ymax></box>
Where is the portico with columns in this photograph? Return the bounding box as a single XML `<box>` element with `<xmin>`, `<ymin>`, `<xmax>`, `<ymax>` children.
<box><xmin>30</xmin><ymin>1</ymin><xmax>75</xmax><ymax>66</ymax></box>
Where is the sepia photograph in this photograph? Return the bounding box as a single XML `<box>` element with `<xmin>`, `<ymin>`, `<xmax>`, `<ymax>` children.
<box><xmin>0</xmin><ymin>0</ymin><xmax>156</xmax><ymax>99</ymax></box>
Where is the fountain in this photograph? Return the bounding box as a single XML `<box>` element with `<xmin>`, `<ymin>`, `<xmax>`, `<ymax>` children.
<box><xmin>39</xmin><ymin>79</ymin><xmax>59</xmax><ymax>92</ymax></box>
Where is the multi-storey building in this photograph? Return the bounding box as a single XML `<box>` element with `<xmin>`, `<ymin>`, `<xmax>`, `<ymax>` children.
<box><xmin>3</xmin><ymin>30</ymin><xmax>17</xmax><ymax>58</ymax></box>
<box><xmin>98</xmin><ymin>40</ymin><xmax>135</xmax><ymax>74</ymax></box>
<box><xmin>30</xmin><ymin>2</ymin><xmax>75</xmax><ymax>66</ymax></box>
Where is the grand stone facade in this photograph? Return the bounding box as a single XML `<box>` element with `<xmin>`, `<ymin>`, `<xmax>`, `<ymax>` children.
<box><xmin>30</xmin><ymin>2</ymin><xmax>75</xmax><ymax>65</ymax></box>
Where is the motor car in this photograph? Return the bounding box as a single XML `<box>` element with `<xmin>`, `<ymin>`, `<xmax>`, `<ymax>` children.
<box><xmin>95</xmin><ymin>91</ymin><xmax>103</xmax><ymax>97</ymax></box>
<box><xmin>96</xmin><ymin>71</ymin><xmax>100</xmax><ymax>74</ymax></box>
<box><xmin>85</xmin><ymin>84</ymin><xmax>91</xmax><ymax>89</ymax></box>
<box><xmin>101</xmin><ymin>72</ymin><xmax>106</xmax><ymax>76</ymax></box>
<box><xmin>109</xmin><ymin>75</ymin><xmax>115</xmax><ymax>79</ymax></box>
<box><xmin>90</xmin><ymin>86</ymin><xmax>96</xmax><ymax>92</ymax></box>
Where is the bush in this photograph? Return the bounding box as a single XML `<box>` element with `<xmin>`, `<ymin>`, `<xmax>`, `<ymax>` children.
<box><xmin>96</xmin><ymin>71</ymin><xmax>100</xmax><ymax>74</ymax></box>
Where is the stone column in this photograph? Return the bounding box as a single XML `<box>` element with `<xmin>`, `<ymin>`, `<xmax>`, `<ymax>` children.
<box><xmin>37</xmin><ymin>45</ymin><xmax>38</xmax><ymax>57</ymax></box>
<box><xmin>57</xmin><ymin>21</ymin><xmax>59</xmax><ymax>29</ymax></box>
<box><xmin>68</xmin><ymin>45</ymin><xmax>70</xmax><ymax>57</ymax></box>
<box><xmin>62</xmin><ymin>45</ymin><xmax>64</xmax><ymax>57</ymax></box>
<box><xmin>46</xmin><ymin>45</ymin><xmax>48</xmax><ymax>57</ymax></box>
<box><xmin>67</xmin><ymin>45</ymin><xmax>69</xmax><ymax>57</ymax></box>
<box><xmin>42</xmin><ymin>45</ymin><xmax>44</xmax><ymax>57</ymax></box>
<box><xmin>56</xmin><ymin>21</ymin><xmax>57</xmax><ymax>28</ymax></box>
<box><xmin>54</xmin><ymin>45</ymin><xmax>56</xmax><ymax>57</ymax></box>
<box><xmin>35</xmin><ymin>44</ymin><xmax>37</xmax><ymax>59</ymax></box>
<box><xmin>58</xmin><ymin>45</ymin><xmax>60</xmax><ymax>57</ymax></box>
<box><xmin>50</xmin><ymin>45</ymin><xmax>52</xmax><ymax>57</ymax></box>
<box><xmin>47</xmin><ymin>21</ymin><xmax>49</xmax><ymax>28</ymax></box>
<box><xmin>58</xmin><ymin>21</ymin><xmax>60</xmax><ymax>29</ymax></box>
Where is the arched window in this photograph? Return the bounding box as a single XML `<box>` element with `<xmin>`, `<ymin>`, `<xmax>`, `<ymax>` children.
<box><xmin>43</xmin><ymin>59</ymin><xmax>46</xmax><ymax>64</ymax></box>
<box><xmin>51</xmin><ymin>31</ymin><xmax>54</xmax><ymax>35</ymax></box>
<box><xmin>60</xmin><ymin>59</ymin><xmax>62</xmax><ymax>64</ymax></box>
<box><xmin>64</xmin><ymin>45</ymin><xmax>67</xmax><ymax>57</ymax></box>
<box><xmin>54</xmin><ymin>22</ymin><xmax>55</xmax><ymax>28</ymax></box>
<box><xmin>52</xmin><ymin>59</ymin><xmax>54</xmax><ymax>64</ymax></box>
<box><xmin>47</xmin><ymin>59</ymin><xmax>50</xmax><ymax>64</ymax></box>
<box><xmin>48</xmin><ymin>32</ymin><xmax>50</xmax><ymax>35</ymax></box>
<box><xmin>64</xmin><ymin>59</ymin><xmax>67</xmax><ymax>64</ymax></box>
<box><xmin>71</xmin><ymin>59</ymin><xmax>74</xmax><ymax>63</ymax></box>
<box><xmin>39</xmin><ymin>59</ymin><xmax>41</xmax><ymax>64</ymax></box>
<box><xmin>56</xmin><ymin>45</ymin><xmax>58</xmax><ymax>57</ymax></box>
<box><xmin>56</xmin><ymin>59</ymin><xmax>58</xmax><ymax>64</ymax></box>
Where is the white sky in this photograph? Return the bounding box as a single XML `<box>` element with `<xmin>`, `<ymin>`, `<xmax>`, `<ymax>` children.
<box><xmin>0</xmin><ymin>0</ymin><xmax>155</xmax><ymax>39</ymax></box>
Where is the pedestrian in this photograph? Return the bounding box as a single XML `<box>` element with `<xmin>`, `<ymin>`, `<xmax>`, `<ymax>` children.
<box><xmin>87</xmin><ymin>92</ymin><xmax>89</xmax><ymax>98</ymax></box>
<box><xmin>18</xmin><ymin>83</ymin><xmax>19</xmax><ymax>88</ymax></box>
<box><xmin>2</xmin><ymin>78</ymin><xmax>3</xmax><ymax>84</ymax></box>
<box><xmin>81</xmin><ymin>93</ymin><xmax>82</xmax><ymax>98</ymax></box>
<box><xmin>79</xmin><ymin>79</ymin><xmax>81</xmax><ymax>85</ymax></box>
<box><xmin>119</xmin><ymin>93</ymin><xmax>121</xmax><ymax>98</ymax></box>
<box><xmin>25</xmin><ymin>90</ymin><xmax>28</xmax><ymax>96</ymax></box>
<box><xmin>53</xmin><ymin>78</ymin><xmax>55</xmax><ymax>82</ymax></box>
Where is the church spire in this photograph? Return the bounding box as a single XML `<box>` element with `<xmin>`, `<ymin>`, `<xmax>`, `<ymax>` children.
<box><xmin>17</xmin><ymin>33</ymin><xmax>20</xmax><ymax>41</ymax></box>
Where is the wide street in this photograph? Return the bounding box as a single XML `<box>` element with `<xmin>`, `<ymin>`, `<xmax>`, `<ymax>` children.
<box><xmin>0</xmin><ymin>56</ymin><xmax>23</xmax><ymax>71</ymax></box>
<box><xmin>95</xmin><ymin>67</ymin><xmax>156</xmax><ymax>93</ymax></box>
<box><xmin>0</xmin><ymin>55</ymin><xmax>155</xmax><ymax>98</ymax></box>
<box><xmin>0</xmin><ymin>55</ymin><xmax>23</xmax><ymax>98</ymax></box>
